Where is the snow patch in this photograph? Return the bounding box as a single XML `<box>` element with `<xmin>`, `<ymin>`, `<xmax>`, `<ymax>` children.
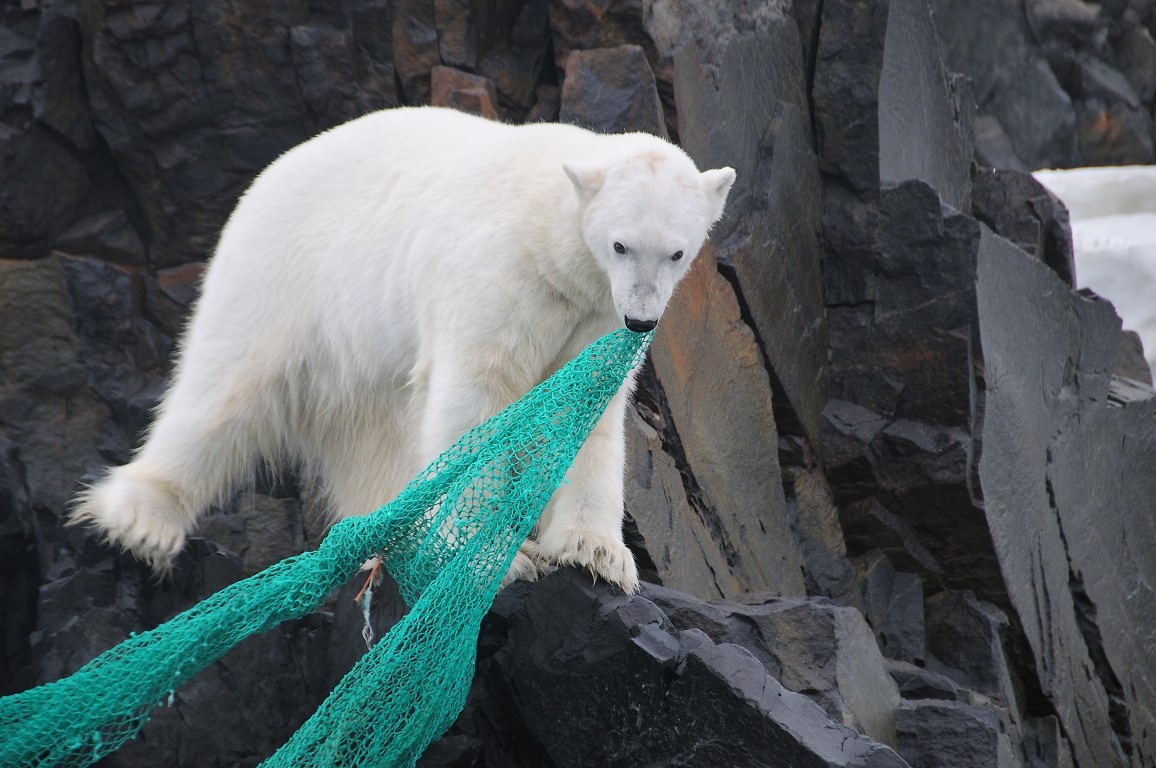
<box><xmin>1035</xmin><ymin>166</ymin><xmax>1156</xmax><ymax>375</ymax></box>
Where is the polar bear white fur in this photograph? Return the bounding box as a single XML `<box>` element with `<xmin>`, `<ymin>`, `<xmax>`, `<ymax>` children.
<box><xmin>72</xmin><ymin>106</ymin><xmax>735</xmax><ymax>593</ymax></box>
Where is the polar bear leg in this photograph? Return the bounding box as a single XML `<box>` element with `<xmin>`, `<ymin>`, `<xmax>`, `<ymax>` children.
<box><xmin>534</xmin><ymin>381</ymin><xmax>639</xmax><ymax>593</ymax></box>
<box><xmin>418</xmin><ymin>354</ymin><xmax>546</xmax><ymax>587</ymax></box>
<box><xmin>72</xmin><ymin>370</ymin><xmax>272</xmax><ymax>570</ymax></box>
<box><xmin>316</xmin><ymin>394</ymin><xmax>415</xmax><ymax>523</ymax></box>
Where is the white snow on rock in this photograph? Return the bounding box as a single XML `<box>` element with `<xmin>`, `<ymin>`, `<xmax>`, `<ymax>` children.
<box><xmin>1034</xmin><ymin>166</ymin><xmax>1156</xmax><ymax>375</ymax></box>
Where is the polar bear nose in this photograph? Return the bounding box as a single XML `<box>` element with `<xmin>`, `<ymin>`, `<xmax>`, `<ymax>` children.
<box><xmin>624</xmin><ymin>316</ymin><xmax>657</xmax><ymax>333</ymax></box>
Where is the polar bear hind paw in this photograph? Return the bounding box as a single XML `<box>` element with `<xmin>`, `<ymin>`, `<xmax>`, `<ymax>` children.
<box><xmin>538</xmin><ymin>528</ymin><xmax>640</xmax><ymax>594</ymax></box>
<box><xmin>70</xmin><ymin>470</ymin><xmax>189</xmax><ymax>573</ymax></box>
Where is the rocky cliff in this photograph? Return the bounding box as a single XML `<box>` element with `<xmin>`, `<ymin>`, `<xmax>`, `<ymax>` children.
<box><xmin>2</xmin><ymin>1</ymin><xmax>1154</xmax><ymax>767</ymax></box>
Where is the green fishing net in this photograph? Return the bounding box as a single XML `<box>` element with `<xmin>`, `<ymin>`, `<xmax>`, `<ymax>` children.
<box><xmin>0</xmin><ymin>328</ymin><xmax>652</xmax><ymax>768</ymax></box>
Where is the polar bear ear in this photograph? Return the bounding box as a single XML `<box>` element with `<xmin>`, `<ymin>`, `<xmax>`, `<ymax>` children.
<box><xmin>563</xmin><ymin>161</ymin><xmax>607</xmax><ymax>203</ymax></box>
<box><xmin>700</xmin><ymin>167</ymin><xmax>737</xmax><ymax>220</ymax></box>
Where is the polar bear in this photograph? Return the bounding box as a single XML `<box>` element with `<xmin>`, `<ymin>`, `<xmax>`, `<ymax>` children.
<box><xmin>72</xmin><ymin>106</ymin><xmax>735</xmax><ymax>593</ymax></box>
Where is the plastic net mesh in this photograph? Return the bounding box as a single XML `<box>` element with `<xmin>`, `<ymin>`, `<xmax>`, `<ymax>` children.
<box><xmin>0</xmin><ymin>328</ymin><xmax>652</xmax><ymax>768</ymax></box>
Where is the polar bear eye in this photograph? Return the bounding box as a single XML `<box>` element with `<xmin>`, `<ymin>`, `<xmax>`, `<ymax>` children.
<box><xmin>671</xmin><ymin>250</ymin><xmax>684</xmax><ymax>262</ymax></box>
<box><xmin>613</xmin><ymin>242</ymin><xmax>626</xmax><ymax>254</ymax></box>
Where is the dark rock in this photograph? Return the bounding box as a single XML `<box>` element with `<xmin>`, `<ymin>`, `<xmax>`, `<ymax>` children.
<box><xmin>289</xmin><ymin>24</ymin><xmax>368</xmax><ymax>124</ymax></box>
<box><xmin>144</xmin><ymin>261</ymin><xmax>204</xmax><ymax>338</ymax></box>
<box><xmin>787</xmin><ymin>466</ymin><xmax>865</xmax><ymax>609</ymax></box>
<box><xmin>325</xmin><ymin>567</ymin><xmax>411</xmax><ymax>693</ymax></box>
<box><xmin>558</xmin><ymin>45</ymin><xmax>665</xmax><ymax>137</ymax></box>
<box><xmin>924</xmin><ymin>590</ymin><xmax>1012</xmax><ymax>698</ymax></box>
<box><xmin>476</xmin><ymin>0</ymin><xmax>549</xmax><ymax>116</ymax></box>
<box><xmin>895</xmin><ymin>699</ymin><xmax>1020</xmax><ymax>768</ymax></box>
<box><xmin>53</xmin><ymin>210</ymin><xmax>147</xmax><ymax>266</ymax></box>
<box><xmin>842</xmin><ymin>500</ymin><xmax>941</xmax><ymax>579</ymax></box>
<box><xmin>623</xmin><ymin>407</ymin><xmax>740</xmax><ymax>600</ymax></box>
<box><xmin>1108</xmin><ymin>373</ymin><xmax>1156</xmax><ymax>405</ymax></box>
<box><xmin>32</xmin><ymin>4</ymin><xmax>100</xmax><ymax>154</ymax></box>
<box><xmin>885</xmin><ymin>660</ymin><xmax>969</xmax><ymax>703</ymax></box>
<box><xmin>0</xmin><ymin>439</ymin><xmax>37</xmax><ymax>695</ymax></box>
<box><xmin>811</xmin><ymin>4</ymin><xmax>1156</xmax><ymax>758</ymax></box>
<box><xmin>5</xmin><ymin>1</ymin><xmax>1156</xmax><ymax>765</ymax></box>
<box><xmin>973</xmin><ymin>115</ymin><xmax>1029</xmax><ymax>171</ymax></box>
<box><xmin>651</xmin><ymin>248</ymin><xmax>806</xmax><ymax>597</ymax></box>
<box><xmin>970</xmin><ymin>168</ymin><xmax>1076</xmax><ymax>285</ymax></box>
<box><xmin>434</xmin><ymin>0</ymin><xmax>479</xmax><ymax>70</ymax></box>
<box><xmin>0</xmin><ymin>5</ymin><xmax>96</xmax><ymax>250</ymax></box>
<box><xmin>930</xmin><ymin>0</ymin><xmax>1078</xmax><ymax>169</ymax></box>
<box><xmin>78</xmin><ymin>0</ymin><xmax>397</xmax><ymax>267</ymax></box>
<box><xmin>0</xmin><ymin>258</ymin><xmax>109</xmax><ymax>512</ymax></box>
<box><xmin>869</xmin><ymin>182</ymin><xmax>979</xmax><ymax>421</ymax></box>
<box><xmin>55</xmin><ymin>256</ymin><xmax>144</xmax><ymax>364</ymax></box>
<box><xmin>879</xmin><ymin>0</ymin><xmax>973</xmax><ymax>212</ymax></box>
<box><xmin>197</xmin><ymin>493</ymin><xmax>306</xmax><ymax>575</ymax></box>
<box><xmin>1113</xmin><ymin>329</ymin><xmax>1153</xmax><ymax>383</ymax></box>
<box><xmin>857</xmin><ymin>552</ymin><xmax>926</xmax><ymax>665</ymax></box>
<box><xmin>0</xmin><ymin>123</ymin><xmax>92</xmax><ymax>250</ymax></box>
<box><xmin>645</xmin><ymin>584</ymin><xmax>902</xmax><ymax>746</ymax></box>
<box><xmin>1026</xmin><ymin>0</ymin><xmax>1106</xmax><ymax>48</ymax></box>
<box><xmin>345</xmin><ymin>0</ymin><xmax>398</xmax><ymax>110</ymax></box>
<box><xmin>974</xmin><ymin>224</ymin><xmax>1148</xmax><ymax>766</ymax></box>
<box><xmin>812</xmin><ymin>0</ymin><xmax>889</xmax><ymax>195</ymax></box>
<box><xmin>548</xmin><ymin>0</ymin><xmax>661</xmax><ymax>83</ymax></box>
<box><xmin>820</xmin><ymin>184</ymin><xmax>881</xmax><ymax>308</ymax></box>
<box><xmin>1075</xmin><ymin>97</ymin><xmax>1156</xmax><ymax>165</ymax></box>
<box><xmin>822</xmin><ymin>182</ymin><xmax>1007</xmax><ymax>601</ymax></box>
<box><xmin>820</xmin><ymin>400</ymin><xmax>890</xmax><ymax>502</ymax></box>
<box><xmin>547</xmin><ymin>0</ymin><xmax>683</xmax><ymax>137</ymax></box>
<box><xmin>430</xmin><ymin>66</ymin><xmax>501</xmax><ymax>120</ymax></box>
<box><xmin>672</xmin><ymin>6</ymin><xmax>829</xmax><ymax>450</ymax></box>
<box><xmin>524</xmin><ymin>84</ymin><xmax>560</xmax><ymax>122</ymax></box>
<box><xmin>872</xmin><ymin>419</ymin><xmax>971</xmax><ymax>495</ymax></box>
<box><xmin>0</xmin><ymin>258</ymin><xmax>82</xmax><ymax>391</ymax></box>
<box><xmin>1071</xmin><ymin>57</ymin><xmax>1155</xmax><ymax>164</ymax></box>
<box><xmin>879</xmin><ymin>571</ymin><xmax>923</xmax><ymax>663</ymax></box>
<box><xmin>392</xmin><ymin>0</ymin><xmax>440</xmax><ymax>104</ymax></box>
<box><xmin>1045</xmin><ymin>373</ymin><xmax>1156</xmax><ymax>765</ymax></box>
<box><xmin>54</xmin><ymin>254</ymin><xmax>171</xmax><ymax>434</ymax></box>
<box><xmin>417</xmin><ymin>734</ymin><xmax>484</xmax><ymax>768</ymax></box>
<box><xmin>29</xmin><ymin>537</ymin><xmax>336</xmax><ymax>768</ymax></box>
<box><xmin>465</xmin><ymin>568</ymin><xmax>909</xmax><ymax>767</ymax></box>
<box><xmin>1022</xmin><ymin>715</ymin><xmax>1077</xmax><ymax>768</ymax></box>
<box><xmin>1113</xmin><ymin>16</ymin><xmax>1156</xmax><ymax>104</ymax></box>
<box><xmin>813</xmin><ymin>0</ymin><xmax>973</xmax><ymax>208</ymax></box>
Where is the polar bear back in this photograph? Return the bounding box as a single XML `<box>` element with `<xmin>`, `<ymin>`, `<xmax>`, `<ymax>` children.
<box><xmin>183</xmin><ymin>108</ymin><xmax>695</xmax><ymax>389</ymax></box>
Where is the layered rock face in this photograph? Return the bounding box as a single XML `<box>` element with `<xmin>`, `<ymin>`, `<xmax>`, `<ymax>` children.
<box><xmin>2</xmin><ymin>1</ymin><xmax>1154</xmax><ymax>767</ymax></box>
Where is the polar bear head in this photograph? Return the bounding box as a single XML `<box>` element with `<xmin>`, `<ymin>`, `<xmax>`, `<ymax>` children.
<box><xmin>564</xmin><ymin>141</ymin><xmax>735</xmax><ymax>333</ymax></box>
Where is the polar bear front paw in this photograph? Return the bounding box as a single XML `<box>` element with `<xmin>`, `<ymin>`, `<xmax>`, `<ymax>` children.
<box><xmin>536</xmin><ymin>527</ymin><xmax>639</xmax><ymax>594</ymax></box>
<box><xmin>500</xmin><ymin>544</ymin><xmax>547</xmax><ymax>590</ymax></box>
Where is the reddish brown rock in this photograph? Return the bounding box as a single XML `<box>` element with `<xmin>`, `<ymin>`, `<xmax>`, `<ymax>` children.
<box><xmin>430</xmin><ymin>66</ymin><xmax>500</xmax><ymax>120</ymax></box>
<box><xmin>650</xmin><ymin>246</ymin><xmax>806</xmax><ymax>597</ymax></box>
